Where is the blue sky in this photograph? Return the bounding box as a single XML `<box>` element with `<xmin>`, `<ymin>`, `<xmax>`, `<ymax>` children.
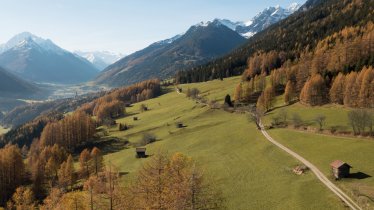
<box><xmin>0</xmin><ymin>0</ymin><xmax>305</xmax><ymax>54</ymax></box>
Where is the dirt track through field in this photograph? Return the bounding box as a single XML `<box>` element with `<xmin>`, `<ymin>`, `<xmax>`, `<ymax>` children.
<box><xmin>259</xmin><ymin>120</ymin><xmax>362</xmax><ymax>210</ymax></box>
<box><xmin>175</xmin><ymin>87</ymin><xmax>361</xmax><ymax>209</ymax></box>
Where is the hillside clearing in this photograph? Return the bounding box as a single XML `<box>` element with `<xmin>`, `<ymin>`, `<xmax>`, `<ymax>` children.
<box><xmin>100</xmin><ymin>81</ymin><xmax>344</xmax><ymax>209</ymax></box>
<box><xmin>263</xmin><ymin>102</ymin><xmax>354</xmax><ymax>132</ymax></box>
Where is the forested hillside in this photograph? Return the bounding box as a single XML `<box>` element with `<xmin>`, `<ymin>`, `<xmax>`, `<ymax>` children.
<box><xmin>234</xmin><ymin>22</ymin><xmax>374</xmax><ymax>111</ymax></box>
<box><xmin>176</xmin><ymin>0</ymin><xmax>374</xmax><ymax>83</ymax></box>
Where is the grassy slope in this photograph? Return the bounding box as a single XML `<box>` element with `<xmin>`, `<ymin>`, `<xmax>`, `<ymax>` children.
<box><xmin>102</xmin><ymin>78</ymin><xmax>344</xmax><ymax>209</ymax></box>
<box><xmin>263</xmin><ymin>101</ymin><xmax>353</xmax><ymax>132</ymax></box>
<box><xmin>268</xmin><ymin>128</ymin><xmax>374</xmax><ymax>207</ymax></box>
<box><xmin>178</xmin><ymin>76</ymin><xmax>241</xmax><ymax>103</ymax></box>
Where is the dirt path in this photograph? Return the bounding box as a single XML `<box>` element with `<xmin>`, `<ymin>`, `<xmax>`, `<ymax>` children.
<box><xmin>175</xmin><ymin>87</ymin><xmax>361</xmax><ymax>209</ymax></box>
<box><xmin>258</xmin><ymin>120</ymin><xmax>362</xmax><ymax>210</ymax></box>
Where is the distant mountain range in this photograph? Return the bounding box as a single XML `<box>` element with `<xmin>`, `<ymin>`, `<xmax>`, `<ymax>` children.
<box><xmin>0</xmin><ymin>32</ymin><xmax>98</xmax><ymax>84</ymax></box>
<box><xmin>0</xmin><ymin>66</ymin><xmax>40</xmax><ymax>98</ymax></box>
<box><xmin>207</xmin><ymin>3</ymin><xmax>301</xmax><ymax>38</ymax></box>
<box><xmin>0</xmin><ymin>3</ymin><xmax>300</xmax><ymax>87</ymax></box>
<box><xmin>96</xmin><ymin>3</ymin><xmax>300</xmax><ymax>87</ymax></box>
<box><xmin>74</xmin><ymin>51</ymin><xmax>125</xmax><ymax>71</ymax></box>
<box><xmin>95</xmin><ymin>20</ymin><xmax>247</xmax><ymax>86</ymax></box>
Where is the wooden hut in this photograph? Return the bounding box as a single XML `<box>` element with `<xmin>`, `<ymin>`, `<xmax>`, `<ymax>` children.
<box><xmin>176</xmin><ymin>122</ymin><xmax>184</xmax><ymax>128</ymax></box>
<box><xmin>330</xmin><ymin>160</ymin><xmax>352</xmax><ymax>179</ymax></box>
<box><xmin>133</xmin><ymin>117</ymin><xmax>138</xmax><ymax>121</ymax></box>
<box><xmin>136</xmin><ymin>147</ymin><xmax>146</xmax><ymax>158</ymax></box>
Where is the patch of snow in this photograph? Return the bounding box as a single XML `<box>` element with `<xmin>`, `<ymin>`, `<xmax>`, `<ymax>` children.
<box><xmin>74</xmin><ymin>50</ymin><xmax>125</xmax><ymax>66</ymax></box>
<box><xmin>288</xmin><ymin>2</ymin><xmax>301</xmax><ymax>12</ymax></box>
<box><xmin>241</xmin><ymin>31</ymin><xmax>256</xmax><ymax>38</ymax></box>
<box><xmin>155</xmin><ymin>34</ymin><xmax>184</xmax><ymax>45</ymax></box>
<box><xmin>244</xmin><ymin>20</ymin><xmax>253</xmax><ymax>27</ymax></box>
<box><xmin>195</xmin><ymin>21</ymin><xmax>210</xmax><ymax>27</ymax></box>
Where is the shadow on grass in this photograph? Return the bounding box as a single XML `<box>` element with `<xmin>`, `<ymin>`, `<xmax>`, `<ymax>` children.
<box><xmin>266</xmin><ymin>100</ymin><xmax>299</xmax><ymax>113</ymax></box>
<box><xmin>75</xmin><ymin>137</ymin><xmax>129</xmax><ymax>156</ymax></box>
<box><xmin>348</xmin><ymin>172</ymin><xmax>371</xmax><ymax>180</ymax></box>
<box><xmin>123</xmin><ymin>112</ymin><xmax>140</xmax><ymax>118</ymax></box>
<box><xmin>119</xmin><ymin>172</ymin><xmax>129</xmax><ymax>177</ymax></box>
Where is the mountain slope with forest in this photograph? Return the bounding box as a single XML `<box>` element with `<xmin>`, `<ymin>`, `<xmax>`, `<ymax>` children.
<box><xmin>95</xmin><ymin>20</ymin><xmax>246</xmax><ymax>87</ymax></box>
<box><xmin>176</xmin><ymin>0</ymin><xmax>374</xmax><ymax>83</ymax></box>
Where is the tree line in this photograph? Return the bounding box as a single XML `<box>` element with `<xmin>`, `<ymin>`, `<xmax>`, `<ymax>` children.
<box><xmin>233</xmin><ymin>22</ymin><xmax>374</xmax><ymax>111</ymax></box>
<box><xmin>78</xmin><ymin>79</ymin><xmax>161</xmax><ymax>124</ymax></box>
<box><xmin>39</xmin><ymin>111</ymin><xmax>96</xmax><ymax>152</ymax></box>
<box><xmin>1</xmin><ymin>147</ymin><xmax>223</xmax><ymax>210</ymax></box>
<box><xmin>0</xmin><ymin>112</ymin><xmax>63</xmax><ymax>148</ymax></box>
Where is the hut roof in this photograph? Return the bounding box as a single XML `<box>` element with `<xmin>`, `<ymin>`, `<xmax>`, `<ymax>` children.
<box><xmin>330</xmin><ymin>160</ymin><xmax>352</xmax><ymax>169</ymax></box>
<box><xmin>136</xmin><ymin>148</ymin><xmax>146</xmax><ymax>152</ymax></box>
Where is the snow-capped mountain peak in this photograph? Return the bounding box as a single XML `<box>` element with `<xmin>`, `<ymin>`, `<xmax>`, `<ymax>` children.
<box><xmin>74</xmin><ymin>51</ymin><xmax>125</xmax><ymax>71</ymax></box>
<box><xmin>0</xmin><ymin>32</ymin><xmax>66</xmax><ymax>54</ymax></box>
<box><xmin>190</xmin><ymin>3</ymin><xmax>300</xmax><ymax>39</ymax></box>
<box><xmin>288</xmin><ymin>2</ymin><xmax>301</xmax><ymax>12</ymax></box>
<box><xmin>215</xmin><ymin>2</ymin><xmax>301</xmax><ymax>38</ymax></box>
<box><xmin>0</xmin><ymin>32</ymin><xmax>99</xmax><ymax>84</ymax></box>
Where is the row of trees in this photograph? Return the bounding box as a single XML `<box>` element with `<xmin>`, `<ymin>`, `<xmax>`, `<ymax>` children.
<box><xmin>234</xmin><ymin>22</ymin><xmax>374</xmax><ymax>109</ymax></box>
<box><xmin>0</xmin><ymin>144</ymin><xmax>25</xmax><ymax>204</ymax></box>
<box><xmin>2</xmin><ymin>151</ymin><xmax>223</xmax><ymax>210</ymax></box>
<box><xmin>1</xmin><ymin>141</ymin><xmax>106</xmax><ymax>208</ymax></box>
<box><xmin>253</xmin><ymin>65</ymin><xmax>374</xmax><ymax>111</ymax></box>
<box><xmin>297</xmin><ymin>65</ymin><xmax>374</xmax><ymax>107</ymax></box>
<box><xmin>0</xmin><ymin>112</ymin><xmax>63</xmax><ymax>148</ymax></box>
<box><xmin>123</xmin><ymin>153</ymin><xmax>223</xmax><ymax>209</ymax></box>
<box><xmin>234</xmin><ymin>74</ymin><xmax>266</xmax><ymax>103</ymax></box>
<box><xmin>39</xmin><ymin>111</ymin><xmax>96</xmax><ymax>151</ymax></box>
<box><xmin>330</xmin><ymin>66</ymin><xmax>374</xmax><ymax>108</ymax></box>
<box><xmin>79</xmin><ymin>79</ymin><xmax>161</xmax><ymax>124</ymax></box>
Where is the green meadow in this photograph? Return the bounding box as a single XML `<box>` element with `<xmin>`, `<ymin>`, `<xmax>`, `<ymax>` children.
<box><xmin>268</xmin><ymin>128</ymin><xmax>374</xmax><ymax>208</ymax></box>
<box><xmin>99</xmin><ymin>78</ymin><xmax>345</xmax><ymax>209</ymax></box>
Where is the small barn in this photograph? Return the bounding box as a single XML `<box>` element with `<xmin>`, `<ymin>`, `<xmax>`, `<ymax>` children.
<box><xmin>176</xmin><ymin>122</ymin><xmax>184</xmax><ymax>128</ymax></box>
<box><xmin>136</xmin><ymin>147</ymin><xmax>146</xmax><ymax>158</ymax></box>
<box><xmin>330</xmin><ymin>160</ymin><xmax>352</xmax><ymax>179</ymax></box>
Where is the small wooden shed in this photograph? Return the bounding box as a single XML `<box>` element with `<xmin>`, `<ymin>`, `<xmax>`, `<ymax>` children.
<box><xmin>176</xmin><ymin>122</ymin><xmax>184</xmax><ymax>128</ymax></box>
<box><xmin>330</xmin><ymin>160</ymin><xmax>352</xmax><ymax>179</ymax></box>
<box><xmin>136</xmin><ymin>147</ymin><xmax>146</xmax><ymax>158</ymax></box>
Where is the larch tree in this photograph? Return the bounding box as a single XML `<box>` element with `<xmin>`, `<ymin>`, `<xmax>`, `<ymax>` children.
<box><xmin>0</xmin><ymin>144</ymin><xmax>26</xmax><ymax>205</ymax></box>
<box><xmin>90</xmin><ymin>147</ymin><xmax>104</xmax><ymax>176</ymax></box>
<box><xmin>256</xmin><ymin>92</ymin><xmax>266</xmax><ymax>113</ymax></box>
<box><xmin>284</xmin><ymin>80</ymin><xmax>296</xmax><ymax>104</ymax></box>
<box><xmin>79</xmin><ymin>148</ymin><xmax>92</xmax><ymax>179</ymax></box>
<box><xmin>344</xmin><ymin>72</ymin><xmax>358</xmax><ymax>107</ymax></box>
<box><xmin>300</xmin><ymin>74</ymin><xmax>328</xmax><ymax>106</ymax></box>
<box><xmin>263</xmin><ymin>86</ymin><xmax>275</xmax><ymax>111</ymax></box>
<box><xmin>358</xmin><ymin>66</ymin><xmax>374</xmax><ymax>107</ymax></box>
<box><xmin>58</xmin><ymin>155</ymin><xmax>75</xmax><ymax>190</ymax></box>
<box><xmin>10</xmin><ymin>186</ymin><xmax>35</xmax><ymax>210</ymax></box>
<box><xmin>234</xmin><ymin>83</ymin><xmax>243</xmax><ymax>102</ymax></box>
<box><xmin>329</xmin><ymin>73</ymin><xmax>346</xmax><ymax>104</ymax></box>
